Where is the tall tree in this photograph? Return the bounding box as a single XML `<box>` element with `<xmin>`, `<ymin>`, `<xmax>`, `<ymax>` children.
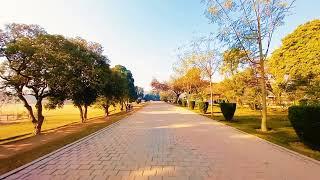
<box><xmin>0</xmin><ymin>24</ymin><xmax>71</xmax><ymax>134</ymax></box>
<box><xmin>113</xmin><ymin>65</ymin><xmax>137</xmax><ymax>110</ymax></box>
<box><xmin>95</xmin><ymin>68</ymin><xmax>122</xmax><ymax>117</ymax></box>
<box><xmin>47</xmin><ymin>38</ymin><xmax>110</xmax><ymax>122</ymax></box>
<box><xmin>66</xmin><ymin>38</ymin><xmax>109</xmax><ymax>122</ymax></box>
<box><xmin>203</xmin><ymin>0</ymin><xmax>294</xmax><ymax>131</ymax></box>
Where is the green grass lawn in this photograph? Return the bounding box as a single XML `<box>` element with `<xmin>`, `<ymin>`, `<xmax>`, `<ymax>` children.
<box><xmin>0</xmin><ymin>104</ymin><xmax>119</xmax><ymax>143</ymax></box>
<box><xmin>185</xmin><ymin>104</ymin><xmax>320</xmax><ymax>160</ymax></box>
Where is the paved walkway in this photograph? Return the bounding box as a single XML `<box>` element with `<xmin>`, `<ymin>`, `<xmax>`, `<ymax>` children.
<box><xmin>2</xmin><ymin>102</ymin><xmax>320</xmax><ymax>180</ymax></box>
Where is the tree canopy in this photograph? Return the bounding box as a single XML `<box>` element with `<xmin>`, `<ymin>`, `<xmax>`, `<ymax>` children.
<box><xmin>269</xmin><ymin>19</ymin><xmax>320</xmax><ymax>101</ymax></box>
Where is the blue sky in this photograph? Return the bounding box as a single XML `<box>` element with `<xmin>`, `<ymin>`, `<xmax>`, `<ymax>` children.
<box><xmin>0</xmin><ymin>0</ymin><xmax>319</xmax><ymax>91</ymax></box>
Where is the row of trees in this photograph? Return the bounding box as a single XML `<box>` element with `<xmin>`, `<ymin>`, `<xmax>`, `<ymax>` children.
<box><xmin>0</xmin><ymin>23</ymin><xmax>142</xmax><ymax>134</ymax></box>
<box><xmin>153</xmin><ymin>1</ymin><xmax>319</xmax><ymax>132</ymax></box>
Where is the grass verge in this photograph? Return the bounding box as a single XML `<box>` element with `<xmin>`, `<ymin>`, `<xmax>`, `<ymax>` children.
<box><xmin>0</xmin><ymin>104</ymin><xmax>119</xmax><ymax>143</ymax></box>
<box><xmin>0</xmin><ymin>104</ymin><xmax>146</xmax><ymax>175</ymax></box>
<box><xmin>177</xmin><ymin>104</ymin><xmax>320</xmax><ymax>161</ymax></box>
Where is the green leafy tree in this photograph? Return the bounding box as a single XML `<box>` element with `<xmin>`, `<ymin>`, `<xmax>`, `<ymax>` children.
<box><xmin>95</xmin><ymin>67</ymin><xmax>129</xmax><ymax>117</ymax></box>
<box><xmin>66</xmin><ymin>38</ymin><xmax>109</xmax><ymax>122</ymax></box>
<box><xmin>113</xmin><ymin>65</ymin><xmax>137</xmax><ymax>110</ymax></box>
<box><xmin>0</xmin><ymin>24</ymin><xmax>71</xmax><ymax>134</ymax></box>
<box><xmin>268</xmin><ymin>19</ymin><xmax>320</xmax><ymax>102</ymax></box>
<box><xmin>46</xmin><ymin>38</ymin><xmax>110</xmax><ymax>122</ymax></box>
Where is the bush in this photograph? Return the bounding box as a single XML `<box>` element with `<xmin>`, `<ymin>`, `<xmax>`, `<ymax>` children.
<box><xmin>177</xmin><ymin>99</ymin><xmax>182</xmax><ymax>106</ymax></box>
<box><xmin>220</xmin><ymin>103</ymin><xmax>236</xmax><ymax>121</ymax></box>
<box><xmin>136</xmin><ymin>98</ymin><xmax>141</xmax><ymax>104</ymax></box>
<box><xmin>182</xmin><ymin>100</ymin><xmax>187</xmax><ymax>107</ymax></box>
<box><xmin>189</xmin><ymin>101</ymin><xmax>195</xmax><ymax>110</ymax></box>
<box><xmin>198</xmin><ymin>101</ymin><xmax>209</xmax><ymax>114</ymax></box>
<box><xmin>288</xmin><ymin>105</ymin><xmax>320</xmax><ymax>149</ymax></box>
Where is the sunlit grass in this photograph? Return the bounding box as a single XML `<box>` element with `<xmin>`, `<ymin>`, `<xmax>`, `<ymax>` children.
<box><xmin>0</xmin><ymin>104</ymin><xmax>119</xmax><ymax>142</ymax></box>
<box><xmin>184</xmin><ymin>104</ymin><xmax>320</xmax><ymax>160</ymax></box>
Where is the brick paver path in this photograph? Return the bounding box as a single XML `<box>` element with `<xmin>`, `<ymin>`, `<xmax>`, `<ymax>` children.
<box><xmin>2</xmin><ymin>102</ymin><xmax>320</xmax><ymax>180</ymax></box>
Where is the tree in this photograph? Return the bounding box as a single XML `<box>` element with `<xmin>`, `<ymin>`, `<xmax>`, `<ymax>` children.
<box><xmin>221</xmin><ymin>48</ymin><xmax>248</xmax><ymax>76</ymax></box>
<box><xmin>268</xmin><ymin>19</ymin><xmax>320</xmax><ymax>102</ymax></box>
<box><xmin>95</xmin><ymin>68</ymin><xmax>124</xmax><ymax>117</ymax></box>
<box><xmin>159</xmin><ymin>90</ymin><xmax>176</xmax><ymax>102</ymax></box>
<box><xmin>113</xmin><ymin>65</ymin><xmax>137</xmax><ymax>110</ymax></box>
<box><xmin>151</xmin><ymin>78</ymin><xmax>170</xmax><ymax>92</ymax></box>
<box><xmin>203</xmin><ymin>0</ymin><xmax>294</xmax><ymax>131</ymax></box>
<box><xmin>217</xmin><ymin>68</ymin><xmax>261</xmax><ymax>108</ymax></box>
<box><xmin>169</xmin><ymin>77</ymin><xmax>184</xmax><ymax>103</ymax></box>
<box><xmin>135</xmin><ymin>86</ymin><xmax>144</xmax><ymax>99</ymax></box>
<box><xmin>66</xmin><ymin>38</ymin><xmax>109</xmax><ymax>122</ymax></box>
<box><xmin>0</xmin><ymin>24</ymin><xmax>71</xmax><ymax>134</ymax></box>
<box><xmin>46</xmin><ymin>37</ymin><xmax>110</xmax><ymax>123</ymax></box>
<box><xmin>179</xmin><ymin>67</ymin><xmax>207</xmax><ymax>100</ymax></box>
<box><xmin>177</xmin><ymin>38</ymin><xmax>220</xmax><ymax>117</ymax></box>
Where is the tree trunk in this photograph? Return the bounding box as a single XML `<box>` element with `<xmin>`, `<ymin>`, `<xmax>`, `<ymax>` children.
<box><xmin>120</xmin><ymin>101</ymin><xmax>124</xmax><ymax>111</ymax></box>
<box><xmin>175</xmin><ymin>93</ymin><xmax>180</xmax><ymax>104</ymax></box>
<box><xmin>84</xmin><ymin>105</ymin><xmax>88</xmax><ymax>122</ymax></box>
<box><xmin>259</xmin><ymin>61</ymin><xmax>268</xmax><ymax>132</ymax></box>
<box><xmin>34</xmin><ymin>98</ymin><xmax>44</xmax><ymax>135</ymax></box>
<box><xmin>77</xmin><ymin>105</ymin><xmax>85</xmax><ymax>123</ymax></box>
<box><xmin>210</xmin><ymin>79</ymin><xmax>213</xmax><ymax>118</ymax></box>
<box><xmin>104</xmin><ymin>105</ymin><xmax>110</xmax><ymax>117</ymax></box>
<box><xmin>257</xmin><ymin>15</ymin><xmax>268</xmax><ymax>132</ymax></box>
<box><xmin>17</xmin><ymin>93</ymin><xmax>37</xmax><ymax>123</ymax></box>
<box><xmin>34</xmin><ymin>116</ymin><xmax>44</xmax><ymax>135</ymax></box>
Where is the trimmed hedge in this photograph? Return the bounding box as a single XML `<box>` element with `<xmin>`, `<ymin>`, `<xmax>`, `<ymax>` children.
<box><xmin>189</xmin><ymin>101</ymin><xmax>195</xmax><ymax>110</ymax></box>
<box><xmin>220</xmin><ymin>103</ymin><xmax>236</xmax><ymax>121</ymax></box>
<box><xmin>198</xmin><ymin>101</ymin><xmax>209</xmax><ymax>114</ymax></box>
<box><xmin>288</xmin><ymin>105</ymin><xmax>320</xmax><ymax>149</ymax></box>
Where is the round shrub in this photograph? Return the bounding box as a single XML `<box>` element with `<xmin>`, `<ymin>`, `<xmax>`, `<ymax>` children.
<box><xmin>288</xmin><ymin>105</ymin><xmax>320</xmax><ymax>150</ymax></box>
<box><xmin>220</xmin><ymin>103</ymin><xmax>236</xmax><ymax>121</ymax></box>
<box><xmin>198</xmin><ymin>101</ymin><xmax>209</xmax><ymax>114</ymax></box>
<box><xmin>189</xmin><ymin>101</ymin><xmax>195</xmax><ymax>110</ymax></box>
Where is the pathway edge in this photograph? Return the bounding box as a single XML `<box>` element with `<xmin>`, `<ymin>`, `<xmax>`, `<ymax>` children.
<box><xmin>172</xmin><ymin>104</ymin><xmax>320</xmax><ymax>166</ymax></box>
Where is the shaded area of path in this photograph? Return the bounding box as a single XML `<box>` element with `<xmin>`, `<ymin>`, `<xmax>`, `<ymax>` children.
<box><xmin>1</xmin><ymin>102</ymin><xmax>320</xmax><ymax>180</ymax></box>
